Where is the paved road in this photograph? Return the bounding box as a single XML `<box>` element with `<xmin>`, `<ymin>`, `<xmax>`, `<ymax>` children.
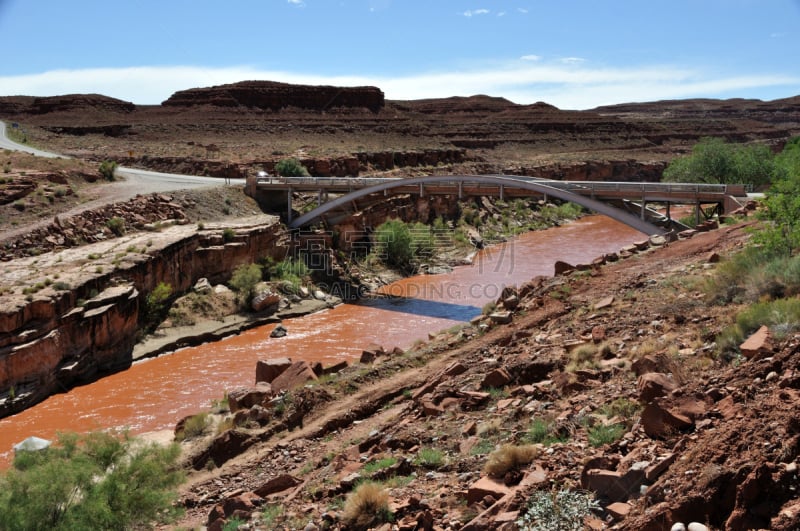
<box><xmin>0</xmin><ymin>121</ymin><xmax>63</xmax><ymax>158</ymax></box>
<box><xmin>0</xmin><ymin>119</ymin><xmax>244</xmax><ymax>191</ymax></box>
<box><xmin>0</xmin><ymin>120</ymin><xmax>245</xmax><ymax>242</ymax></box>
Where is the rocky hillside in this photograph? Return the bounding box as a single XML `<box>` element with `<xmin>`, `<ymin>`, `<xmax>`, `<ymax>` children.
<box><xmin>162</xmin><ymin>218</ymin><xmax>800</xmax><ymax>530</ymax></box>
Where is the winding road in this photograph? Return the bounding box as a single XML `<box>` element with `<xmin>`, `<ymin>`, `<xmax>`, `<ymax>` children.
<box><xmin>0</xmin><ymin>120</ymin><xmax>244</xmax><ymax>241</ymax></box>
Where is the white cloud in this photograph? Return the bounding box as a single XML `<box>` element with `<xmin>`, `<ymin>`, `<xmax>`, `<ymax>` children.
<box><xmin>559</xmin><ymin>57</ymin><xmax>586</xmax><ymax>65</ymax></box>
<box><xmin>497</xmin><ymin>11</ymin><xmax>506</xmax><ymax>17</ymax></box>
<box><xmin>463</xmin><ymin>9</ymin><xmax>489</xmax><ymax>17</ymax></box>
<box><xmin>288</xmin><ymin>0</ymin><xmax>305</xmax><ymax>6</ymax></box>
<box><xmin>520</xmin><ymin>54</ymin><xmax>541</xmax><ymax>62</ymax></box>
<box><xmin>517</xmin><ymin>8</ymin><xmax>528</xmax><ymax>14</ymax></box>
<box><xmin>0</xmin><ymin>62</ymin><xmax>797</xmax><ymax>110</ymax></box>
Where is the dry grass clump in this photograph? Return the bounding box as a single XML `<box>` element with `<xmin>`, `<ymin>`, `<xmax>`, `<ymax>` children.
<box><xmin>343</xmin><ymin>481</ymin><xmax>392</xmax><ymax>530</ymax></box>
<box><xmin>483</xmin><ymin>444</ymin><xmax>540</xmax><ymax>478</ymax></box>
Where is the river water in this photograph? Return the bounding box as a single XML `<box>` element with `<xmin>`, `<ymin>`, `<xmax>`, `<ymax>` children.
<box><xmin>0</xmin><ymin>215</ymin><xmax>641</xmax><ymax>464</ymax></box>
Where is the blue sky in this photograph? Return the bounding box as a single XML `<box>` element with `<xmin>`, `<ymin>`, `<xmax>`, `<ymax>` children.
<box><xmin>0</xmin><ymin>0</ymin><xmax>799</xmax><ymax>109</ymax></box>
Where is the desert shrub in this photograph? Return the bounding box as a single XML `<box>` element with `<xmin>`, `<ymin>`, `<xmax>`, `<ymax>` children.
<box><xmin>566</xmin><ymin>343</ymin><xmax>601</xmax><ymax>371</ymax></box>
<box><xmin>597</xmin><ymin>398</ymin><xmax>641</xmax><ymax>425</ymax></box>
<box><xmin>483</xmin><ymin>444</ymin><xmax>540</xmax><ymax>478</ymax></box>
<box><xmin>52</xmin><ymin>281</ymin><xmax>71</xmax><ymax>291</ymax></box>
<box><xmin>144</xmin><ymin>282</ymin><xmax>173</xmax><ymax>329</ymax></box>
<box><xmin>716</xmin><ymin>297</ymin><xmax>800</xmax><ymax>359</ymax></box>
<box><xmin>176</xmin><ymin>412</ymin><xmax>210</xmax><ymax>441</ymax></box>
<box><xmin>12</xmin><ymin>200</ymin><xmax>24</xmax><ymax>211</ymax></box>
<box><xmin>374</xmin><ymin>219</ymin><xmax>413</xmax><ymax>269</ymax></box>
<box><xmin>222</xmin><ymin>227</ymin><xmax>236</xmax><ymax>242</ymax></box>
<box><xmin>587</xmin><ymin>423</ymin><xmax>626</xmax><ymax>447</ymax></box>
<box><xmin>99</xmin><ymin>160</ymin><xmax>118</xmax><ymax>181</ymax></box>
<box><xmin>516</xmin><ymin>489</ymin><xmax>599</xmax><ymax>531</ymax></box>
<box><xmin>363</xmin><ymin>456</ymin><xmax>397</xmax><ymax>475</ymax></box>
<box><xmin>270</xmin><ymin>258</ymin><xmax>308</xmax><ymax>286</ymax></box>
<box><xmin>0</xmin><ymin>431</ymin><xmax>183</xmax><ymax>530</ymax></box>
<box><xmin>275</xmin><ymin>158</ymin><xmax>310</xmax><ymax>177</ymax></box>
<box><xmin>342</xmin><ymin>481</ymin><xmax>392</xmax><ymax>530</ymax></box>
<box><xmin>524</xmin><ymin>418</ymin><xmax>568</xmax><ymax>446</ymax></box>
<box><xmin>414</xmin><ymin>447</ymin><xmax>445</xmax><ymax>469</ymax></box>
<box><xmin>106</xmin><ymin>216</ymin><xmax>125</xmax><ymax>236</ymax></box>
<box><xmin>229</xmin><ymin>263</ymin><xmax>263</xmax><ymax>306</ymax></box>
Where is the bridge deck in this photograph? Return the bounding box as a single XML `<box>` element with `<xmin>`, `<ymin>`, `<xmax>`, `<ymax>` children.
<box><xmin>256</xmin><ymin>175</ymin><xmax>745</xmax><ymax>204</ymax></box>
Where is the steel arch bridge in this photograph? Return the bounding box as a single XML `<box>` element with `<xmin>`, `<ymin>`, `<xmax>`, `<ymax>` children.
<box><xmin>247</xmin><ymin>174</ymin><xmax>746</xmax><ymax>236</ymax></box>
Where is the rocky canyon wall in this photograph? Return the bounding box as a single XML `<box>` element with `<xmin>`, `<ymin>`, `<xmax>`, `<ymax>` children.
<box><xmin>0</xmin><ymin>221</ymin><xmax>290</xmax><ymax>418</ymax></box>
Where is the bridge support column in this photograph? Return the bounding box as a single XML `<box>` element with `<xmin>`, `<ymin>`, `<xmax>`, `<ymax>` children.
<box><xmin>666</xmin><ymin>203</ymin><xmax>671</xmax><ymax>221</ymax></box>
<box><xmin>500</xmin><ymin>185</ymin><xmax>504</xmax><ymax>201</ymax></box>
<box><xmin>419</xmin><ymin>183</ymin><xmax>425</xmax><ymax>197</ymax></box>
<box><xmin>287</xmin><ymin>189</ymin><xmax>293</xmax><ymax>223</ymax></box>
<box><xmin>458</xmin><ymin>181</ymin><xmax>463</xmax><ymax>199</ymax></box>
<box><xmin>695</xmin><ymin>202</ymin><xmax>701</xmax><ymax>226</ymax></box>
<box><xmin>641</xmin><ymin>200</ymin><xmax>646</xmax><ymax>220</ymax></box>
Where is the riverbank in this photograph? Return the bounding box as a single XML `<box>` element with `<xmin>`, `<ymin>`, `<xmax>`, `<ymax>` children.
<box><xmin>132</xmin><ymin>296</ymin><xmax>341</xmax><ymax>361</ymax></box>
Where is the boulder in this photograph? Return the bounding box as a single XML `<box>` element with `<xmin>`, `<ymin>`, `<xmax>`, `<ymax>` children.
<box><xmin>554</xmin><ymin>260</ymin><xmax>575</xmax><ymax>276</ymax></box>
<box><xmin>251</xmin><ymin>290</ymin><xmax>280</xmax><ymax>312</ymax></box>
<box><xmin>255</xmin><ymin>357</ymin><xmax>292</xmax><ymax>384</ymax></box>
<box><xmin>637</xmin><ymin>372</ymin><xmax>677</xmax><ymax>402</ymax></box>
<box><xmin>360</xmin><ymin>343</ymin><xmax>385</xmax><ymax>364</ymax></box>
<box><xmin>739</xmin><ymin>325</ymin><xmax>772</xmax><ymax>359</ymax></box>
<box><xmin>641</xmin><ymin>396</ymin><xmax>705</xmax><ymax>438</ymax></box>
<box><xmin>270</xmin><ymin>324</ymin><xmax>288</xmax><ymax>338</ymax></box>
<box><xmin>481</xmin><ymin>368</ymin><xmax>512</xmax><ymax>389</ymax></box>
<box><xmin>270</xmin><ymin>361</ymin><xmax>318</xmax><ymax>393</ymax></box>
<box><xmin>488</xmin><ymin>311</ymin><xmax>512</xmax><ymax>325</ymax></box>
<box><xmin>467</xmin><ymin>477</ymin><xmax>511</xmax><ymax>505</ymax></box>
<box><xmin>227</xmin><ymin>382</ymin><xmax>273</xmax><ymax>412</ymax></box>
<box><xmin>253</xmin><ymin>474</ymin><xmax>302</xmax><ymax>497</ymax></box>
<box><xmin>193</xmin><ymin>278</ymin><xmax>212</xmax><ymax>293</ymax></box>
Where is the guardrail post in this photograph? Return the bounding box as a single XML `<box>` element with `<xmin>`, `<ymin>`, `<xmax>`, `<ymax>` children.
<box><xmin>499</xmin><ymin>184</ymin><xmax>504</xmax><ymax>201</ymax></box>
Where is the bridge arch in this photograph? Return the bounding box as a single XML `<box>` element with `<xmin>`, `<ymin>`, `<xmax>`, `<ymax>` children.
<box><xmin>288</xmin><ymin>174</ymin><xmax>667</xmax><ymax>235</ymax></box>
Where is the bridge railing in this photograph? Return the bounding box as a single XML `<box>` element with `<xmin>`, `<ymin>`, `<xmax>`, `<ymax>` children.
<box><xmin>258</xmin><ymin>175</ymin><xmax>744</xmax><ymax>197</ymax></box>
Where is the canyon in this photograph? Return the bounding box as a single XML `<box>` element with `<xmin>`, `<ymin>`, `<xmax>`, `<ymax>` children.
<box><xmin>1</xmin><ymin>80</ymin><xmax>800</xmax><ymax>529</ymax></box>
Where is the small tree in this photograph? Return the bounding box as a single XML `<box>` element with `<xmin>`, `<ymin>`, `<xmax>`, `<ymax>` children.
<box><xmin>229</xmin><ymin>263</ymin><xmax>263</xmax><ymax>306</ymax></box>
<box><xmin>275</xmin><ymin>158</ymin><xmax>310</xmax><ymax>177</ymax></box>
<box><xmin>663</xmin><ymin>137</ymin><xmax>775</xmax><ymax>186</ymax></box>
<box><xmin>144</xmin><ymin>282</ymin><xmax>172</xmax><ymax>330</ymax></box>
<box><xmin>374</xmin><ymin>219</ymin><xmax>414</xmax><ymax>270</ymax></box>
<box><xmin>0</xmin><ymin>431</ymin><xmax>183</xmax><ymax>530</ymax></box>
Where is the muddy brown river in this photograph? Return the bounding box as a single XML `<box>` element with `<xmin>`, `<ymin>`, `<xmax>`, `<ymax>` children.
<box><xmin>0</xmin><ymin>216</ymin><xmax>641</xmax><ymax>464</ymax></box>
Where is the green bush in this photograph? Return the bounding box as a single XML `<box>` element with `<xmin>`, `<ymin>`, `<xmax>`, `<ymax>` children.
<box><xmin>177</xmin><ymin>412</ymin><xmax>210</xmax><ymax>441</ymax></box>
<box><xmin>414</xmin><ymin>447</ymin><xmax>445</xmax><ymax>469</ymax></box>
<box><xmin>275</xmin><ymin>158</ymin><xmax>310</xmax><ymax>177</ymax></box>
<box><xmin>270</xmin><ymin>258</ymin><xmax>308</xmax><ymax>284</ymax></box>
<box><xmin>144</xmin><ymin>282</ymin><xmax>173</xmax><ymax>329</ymax></box>
<box><xmin>587</xmin><ymin>423</ymin><xmax>626</xmax><ymax>447</ymax></box>
<box><xmin>0</xmin><ymin>431</ymin><xmax>183</xmax><ymax>530</ymax></box>
<box><xmin>524</xmin><ymin>418</ymin><xmax>568</xmax><ymax>446</ymax></box>
<box><xmin>229</xmin><ymin>263</ymin><xmax>263</xmax><ymax>306</ymax></box>
<box><xmin>99</xmin><ymin>160</ymin><xmax>118</xmax><ymax>181</ymax></box>
<box><xmin>106</xmin><ymin>216</ymin><xmax>125</xmax><ymax>236</ymax></box>
<box><xmin>373</xmin><ymin>219</ymin><xmax>436</xmax><ymax>271</ymax></box>
<box><xmin>222</xmin><ymin>227</ymin><xmax>236</xmax><ymax>242</ymax></box>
